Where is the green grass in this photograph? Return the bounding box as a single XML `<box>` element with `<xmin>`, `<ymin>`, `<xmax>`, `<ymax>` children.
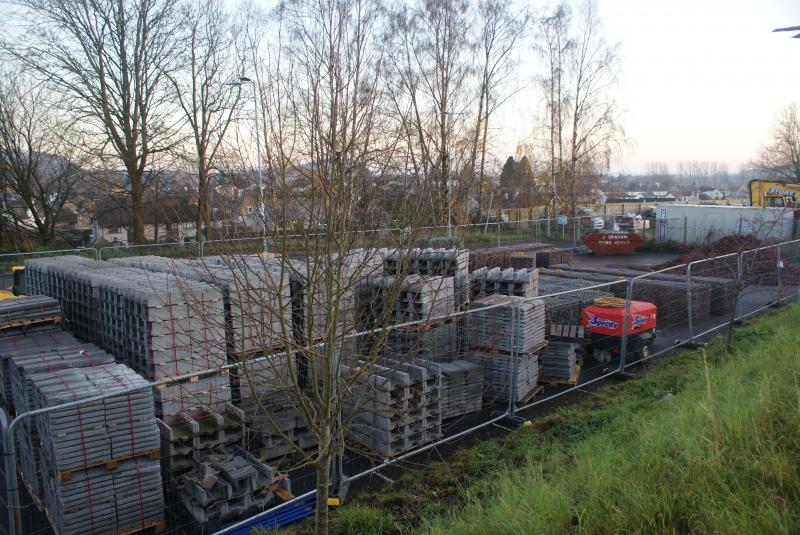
<box><xmin>328</xmin><ymin>305</ymin><xmax>800</xmax><ymax>535</ymax></box>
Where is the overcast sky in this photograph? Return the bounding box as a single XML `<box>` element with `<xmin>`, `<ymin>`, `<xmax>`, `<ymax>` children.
<box><xmin>497</xmin><ymin>0</ymin><xmax>800</xmax><ymax>175</ymax></box>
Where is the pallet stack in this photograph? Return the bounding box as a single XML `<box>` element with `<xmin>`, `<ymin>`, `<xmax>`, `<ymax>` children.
<box><xmin>465</xmin><ymin>295</ymin><xmax>547</xmax><ymax>402</ymax></box>
<box><xmin>537</xmin><ymin>275</ymin><xmax>615</xmax><ymax>325</ymax></box>
<box><xmin>342</xmin><ymin>357</ymin><xmax>441</xmax><ymax>457</ymax></box>
<box><xmin>384</xmin><ymin>320</ymin><xmax>460</xmax><ymax>361</ymax></box>
<box><xmin>428</xmin><ymin>359</ymin><xmax>483</xmax><ymax>419</ymax></box>
<box><xmin>0</xmin><ymin>325</ymin><xmax>77</xmax><ymax>412</ymax></box>
<box><xmin>356</xmin><ymin>275</ymin><xmax>455</xmax><ymax>327</ymax></box>
<box><xmin>0</xmin><ymin>295</ymin><xmax>60</xmax><ymax>330</ymax></box>
<box><xmin>111</xmin><ymin>255</ymin><xmax>292</xmax><ymax>356</ymax></box>
<box><xmin>158</xmin><ymin>403</ymin><xmax>247</xmax><ymax>482</ymax></box>
<box><xmin>469</xmin><ymin>267</ymin><xmax>538</xmax><ymax>300</ymax></box>
<box><xmin>179</xmin><ymin>447</ymin><xmax>290</xmax><ymax>528</ymax></box>
<box><xmin>467</xmin><ymin>295</ymin><xmax>546</xmax><ymax>353</ymax></box>
<box><xmin>242</xmin><ymin>391</ymin><xmax>317</xmax><ymax>464</ymax></box>
<box><xmin>27</xmin><ymin>362</ymin><xmax>164</xmax><ymax>535</ymax></box>
<box><xmin>539</xmin><ymin>341</ymin><xmax>581</xmax><ymax>383</ymax></box>
<box><xmin>465</xmin><ymin>350</ymin><xmax>539</xmax><ymax>403</ymax></box>
<box><xmin>380</xmin><ymin>248</ymin><xmax>469</xmax><ymax>308</ymax></box>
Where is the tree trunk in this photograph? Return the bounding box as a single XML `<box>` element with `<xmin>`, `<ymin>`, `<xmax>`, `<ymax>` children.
<box><xmin>129</xmin><ymin>166</ymin><xmax>146</xmax><ymax>244</ymax></box>
<box><xmin>314</xmin><ymin>449</ymin><xmax>331</xmax><ymax>535</ymax></box>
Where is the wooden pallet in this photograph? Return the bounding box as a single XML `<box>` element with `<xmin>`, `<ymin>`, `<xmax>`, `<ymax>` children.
<box><xmin>20</xmin><ymin>475</ymin><xmax>44</xmax><ymax>512</ymax></box>
<box><xmin>48</xmin><ymin>448</ymin><xmax>161</xmax><ymax>482</ymax></box>
<box><xmin>519</xmin><ymin>384</ymin><xmax>544</xmax><ymax>404</ymax></box>
<box><xmin>0</xmin><ymin>315</ymin><xmax>61</xmax><ymax>331</ymax></box>
<box><xmin>115</xmin><ymin>518</ymin><xmax>165</xmax><ymax>535</ymax></box>
<box><xmin>541</xmin><ymin>362</ymin><xmax>582</xmax><ymax>386</ymax></box>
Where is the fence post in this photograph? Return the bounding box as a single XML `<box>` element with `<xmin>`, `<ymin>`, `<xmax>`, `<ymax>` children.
<box><xmin>683</xmin><ymin>216</ymin><xmax>688</xmax><ymax>245</ymax></box>
<box><xmin>3</xmin><ymin>416</ymin><xmax>19</xmax><ymax>535</ymax></box>
<box><xmin>618</xmin><ymin>278</ymin><xmax>634</xmax><ymax>373</ymax></box>
<box><xmin>199</xmin><ymin>239</ymin><xmax>205</xmax><ymax>259</ymax></box>
<box><xmin>572</xmin><ymin>217</ymin><xmax>577</xmax><ymax>250</ymax></box>
<box><xmin>687</xmin><ymin>262</ymin><xmax>695</xmax><ymax>345</ymax></box>
<box><xmin>507</xmin><ymin>300</ymin><xmax>518</xmax><ymax>418</ymax></box>
<box><xmin>496</xmin><ymin>222</ymin><xmax>501</xmax><ymax>247</ymax></box>
<box><xmin>777</xmin><ymin>244</ymin><xmax>784</xmax><ymax>302</ymax></box>
<box><xmin>95</xmin><ymin>247</ymin><xmax>101</xmax><ymax>261</ymax></box>
<box><xmin>736</xmin><ymin>252</ymin><xmax>744</xmax><ymax>321</ymax></box>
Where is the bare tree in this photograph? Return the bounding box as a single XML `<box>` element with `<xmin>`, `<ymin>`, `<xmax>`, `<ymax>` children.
<box><xmin>564</xmin><ymin>0</ymin><xmax>621</xmax><ymax>215</ymax></box>
<box><xmin>751</xmin><ymin>104</ymin><xmax>800</xmax><ymax>183</ymax></box>
<box><xmin>0</xmin><ymin>75</ymin><xmax>83</xmax><ymax>246</ymax></box>
<box><xmin>536</xmin><ymin>2</ymin><xmax>572</xmax><ymax>216</ymax></box>
<box><xmin>386</xmin><ymin>0</ymin><xmax>473</xmax><ymax>225</ymax></box>
<box><xmin>169</xmin><ymin>0</ymin><xmax>243</xmax><ymax>241</ymax></box>
<box><xmin>471</xmin><ymin>0</ymin><xmax>530</xmax><ymax>216</ymax></box>
<box><xmin>2</xmin><ymin>0</ymin><xmax>179</xmax><ymax>244</ymax></box>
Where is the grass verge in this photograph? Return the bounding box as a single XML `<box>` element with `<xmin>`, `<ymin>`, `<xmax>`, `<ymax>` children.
<box><xmin>327</xmin><ymin>305</ymin><xmax>800</xmax><ymax>535</ymax></box>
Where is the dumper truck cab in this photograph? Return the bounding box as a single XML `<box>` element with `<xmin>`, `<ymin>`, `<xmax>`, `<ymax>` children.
<box><xmin>581</xmin><ymin>299</ymin><xmax>657</xmax><ymax>363</ymax></box>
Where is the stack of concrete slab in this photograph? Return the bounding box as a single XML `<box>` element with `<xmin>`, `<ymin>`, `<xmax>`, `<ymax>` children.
<box><xmin>111</xmin><ymin>255</ymin><xmax>292</xmax><ymax>355</ymax></box>
<box><xmin>0</xmin><ymin>295</ymin><xmax>60</xmax><ymax>329</ymax></box>
<box><xmin>357</xmin><ymin>275</ymin><xmax>455</xmax><ymax>327</ymax></box>
<box><xmin>467</xmin><ymin>295</ymin><xmax>546</xmax><ymax>353</ymax></box>
<box><xmin>278</xmin><ymin>253</ymin><xmax>372</xmax><ymax>344</ymax></box>
<box><xmin>0</xmin><ymin>325</ymin><xmax>78</xmax><ymax>411</ymax></box>
<box><xmin>242</xmin><ymin>391</ymin><xmax>317</xmax><ymax>464</ymax></box>
<box><xmin>23</xmin><ymin>361</ymin><xmax>164</xmax><ymax>534</ymax></box>
<box><xmin>44</xmin><ymin>456</ymin><xmax>163</xmax><ymax>535</ymax></box>
<box><xmin>384</xmin><ymin>320</ymin><xmax>460</xmax><ymax>360</ymax></box>
<box><xmin>380</xmin><ymin>248</ymin><xmax>469</xmax><ymax>307</ymax></box>
<box><xmin>468</xmin><ymin>244</ymin><xmax>550</xmax><ymax>270</ymax></box>
<box><xmin>9</xmin><ymin>345</ymin><xmax>116</xmax><ymax>416</ymax></box>
<box><xmin>159</xmin><ymin>403</ymin><xmax>246</xmax><ymax>482</ymax></box>
<box><xmin>428</xmin><ymin>359</ymin><xmax>483</xmax><ymax>418</ymax></box>
<box><xmin>537</xmin><ymin>275</ymin><xmax>615</xmax><ymax>325</ymax></box>
<box><xmin>179</xmin><ymin>448</ymin><xmax>290</xmax><ymax>528</ymax></box>
<box><xmin>470</xmin><ymin>267</ymin><xmax>538</xmax><ymax>300</ymax></box>
<box><xmin>539</xmin><ymin>341</ymin><xmax>581</xmax><ymax>383</ymax></box>
<box><xmin>465</xmin><ymin>350</ymin><xmax>539</xmax><ymax>403</ymax></box>
<box><xmin>343</xmin><ymin>357</ymin><xmax>441</xmax><ymax>457</ymax></box>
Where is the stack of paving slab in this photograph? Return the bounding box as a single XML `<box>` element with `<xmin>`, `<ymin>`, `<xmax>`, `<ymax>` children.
<box><xmin>0</xmin><ymin>324</ymin><xmax>78</xmax><ymax>412</ymax></box>
<box><xmin>383</xmin><ymin>320</ymin><xmax>460</xmax><ymax>360</ymax></box>
<box><xmin>469</xmin><ymin>267</ymin><xmax>538</xmax><ymax>300</ymax></box>
<box><xmin>429</xmin><ymin>359</ymin><xmax>483</xmax><ymax>419</ymax></box>
<box><xmin>380</xmin><ymin>248</ymin><xmax>469</xmax><ymax>308</ymax></box>
<box><xmin>342</xmin><ymin>357</ymin><xmax>441</xmax><ymax>457</ymax></box>
<box><xmin>508</xmin><ymin>248</ymin><xmax>573</xmax><ymax>269</ymax></box>
<box><xmin>0</xmin><ymin>295</ymin><xmax>60</xmax><ymax>329</ymax></box>
<box><xmin>44</xmin><ymin>457</ymin><xmax>163</xmax><ymax>535</ymax></box>
<box><xmin>179</xmin><ymin>447</ymin><xmax>290</xmax><ymax>528</ymax></box>
<box><xmin>28</xmin><ymin>362</ymin><xmax>164</xmax><ymax>535</ymax></box>
<box><xmin>356</xmin><ymin>275</ymin><xmax>455</xmax><ymax>327</ymax></box>
<box><xmin>539</xmin><ymin>341</ymin><xmax>581</xmax><ymax>383</ymax></box>
<box><xmin>242</xmin><ymin>391</ymin><xmax>317</xmax><ymax>464</ymax></box>
<box><xmin>271</xmin><ymin>249</ymin><xmax>381</xmax><ymax>344</ymax></box>
<box><xmin>539</xmin><ymin>268</ymin><xmax>712</xmax><ymax>325</ymax></box>
<box><xmin>468</xmin><ymin>244</ymin><xmax>550</xmax><ymax>270</ymax></box>
<box><xmin>537</xmin><ymin>275</ymin><xmax>615</xmax><ymax>325</ymax></box>
<box><xmin>467</xmin><ymin>295</ymin><xmax>546</xmax><ymax>353</ymax></box>
<box><xmin>465</xmin><ymin>350</ymin><xmax>539</xmax><ymax>403</ymax></box>
<box><xmin>158</xmin><ymin>403</ymin><xmax>247</xmax><ymax>482</ymax></box>
<box><xmin>26</xmin><ymin>256</ymin><xmax>231</xmax><ymax>416</ymax></box>
<box><xmin>552</xmin><ymin>264</ymin><xmax>737</xmax><ymax>317</ymax></box>
<box><xmin>111</xmin><ymin>255</ymin><xmax>292</xmax><ymax>355</ymax></box>
<box><xmin>465</xmin><ymin>295</ymin><xmax>547</xmax><ymax>403</ymax></box>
